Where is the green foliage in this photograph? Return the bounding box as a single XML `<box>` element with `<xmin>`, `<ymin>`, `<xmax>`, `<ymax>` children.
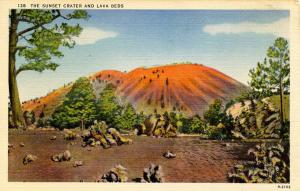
<box><xmin>96</xmin><ymin>84</ymin><xmax>122</xmax><ymax>127</ymax></box>
<box><xmin>50</xmin><ymin>77</ymin><xmax>97</xmax><ymax>129</ymax></box>
<box><xmin>249</xmin><ymin>37</ymin><xmax>289</xmax><ymax>97</ymax></box>
<box><xmin>115</xmin><ymin>104</ymin><xmax>138</xmax><ymax>130</ymax></box>
<box><xmin>236</xmin><ymin>89</ymin><xmax>260</xmax><ymax>105</ymax></box>
<box><xmin>16</xmin><ymin>10</ymin><xmax>89</xmax><ymax>75</ymax></box>
<box><xmin>136</xmin><ymin>112</ymin><xmax>147</xmax><ymax>125</ymax></box>
<box><xmin>204</xmin><ymin>114</ymin><xmax>234</xmax><ymax>140</ymax></box>
<box><xmin>201</xmin><ymin>99</ymin><xmax>235</xmax><ymax>139</ymax></box>
<box><xmin>205</xmin><ymin>125</ymin><xmax>228</xmax><ymax>140</ymax></box>
<box><xmin>169</xmin><ymin>112</ymin><xmax>184</xmax><ymax>130</ymax></box>
<box><xmin>36</xmin><ymin>117</ymin><xmax>50</xmax><ymax>128</ymax></box>
<box><xmin>224</xmin><ymin>99</ymin><xmax>236</xmax><ymax>111</ymax></box>
<box><xmin>96</xmin><ymin>84</ymin><xmax>145</xmax><ymax>130</ymax></box>
<box><xmin>204</xmin><ymin>99</ymin><xmax>223</xmax><ymax>126</ymax></box>
<box><xmin>229</xmin><ymin>143</ymin><xmax>289</xmax><ymax>183</ymax></box>
<box><xmin>181</xmin><ymin>115</ymin><xmax>206</xmax><ymax>134</ymax></box>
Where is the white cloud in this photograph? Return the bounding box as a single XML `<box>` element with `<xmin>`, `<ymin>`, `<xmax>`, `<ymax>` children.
<box><xmin>73</xmin><ymin>27</ymin><xmax>118</xmax><ymax>45</ymax></box>
<box><xmin>203</xmin><ymin>17</ymin><xmax>289</xmax><ymax>38</ymax></box>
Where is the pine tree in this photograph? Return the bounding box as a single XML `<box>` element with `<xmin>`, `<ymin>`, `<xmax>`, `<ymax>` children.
<box><xmin>249</xmin><ymin>37</ymin><xmax>289</xmax><ymax>127</ymax></box>
<box><xmin>51</xmin><ymin>77</ymin><xmax>97</xmax><ymax>129</ymax></box>
<box><xmin>96</xmin><ymin>84</ymin><xmax>122</xmax><ymax>126</ymax></box>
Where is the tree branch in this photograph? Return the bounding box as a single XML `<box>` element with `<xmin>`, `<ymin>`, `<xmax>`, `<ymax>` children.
<box><xmin>19</xmin><ymin>34</ymin><xmax>31</xmax><ymax>42</ymax></box>
<box><xmin>16</xmin><ymin>67</ymin><xmax>26</xmax><ymax>76</ymax></box>
<box><xmin>17</xmin><ymin>10</ymin><xmax>65</xmax><ymax>37</ymax></box>
<box><xmin>16</xmin><ymin>45</ymin><xmax>29</xmax><ymax>52</ymax></box>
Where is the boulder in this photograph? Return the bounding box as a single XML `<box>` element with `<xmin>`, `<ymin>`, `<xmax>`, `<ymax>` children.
<box><xmin>231</xmin><ymin>130</ymin><xmax>246</xmax><ymax>140</ymax></box>
<box><xmin>82</xmin><ymin>121</ymin><xmax>132</xmax><ymax>149</ymax></box>
<box><xmin>23</xmin><ymin>154</ymin><xmax>37</xmax><ymax>165</ymax></box>
<box><xmin>52</xmin><ymin>150</ymin><xmax>71</xmax><ymax>162</ymax></box>
<box><xmin>144</xmin><ymin>115</ymin><xmax>158</xmax><ymax>135</ymax></box>
<box><xmin>134</xmin><ymin>124</ymin><xmax>146</xmax><ymax>135</ymax></box>
<box><xmin>142</xmin><ymin>163</ymin><xmax>164</xmax><ymax>183</ymax></box>
<box><xmin>107</xmin><ymin>128</ymin><xmax>132</xmax><ymax>145</ymax></box>
<box><xmin>163</xmin><ymin>151</ymin><xmax>176</xmax><ymax>159</ymax></box>
<box><xmin>105</xmin><ymin>134</ymin><xmax>117</xmax><ymax>146</ymax></box>
<box><xmin>265</xmin><ymin>113</ymin><xmax>280</xmax><ymax>122</ymax></box>
<box><xmin>222</xmin><ymin>143</ymin><xmax>231</xmax><ymax>147</ymax></box>
<box><xmin>136</xmin><ymin>115</ymin><xmax>177</xmax><ymax>138</ymax></box>
<box><xmin>100</xmin><ymin>164</ymin><xmax>128</xmax><ymax>182</ymax></box>
<box><xmin>73</xmin><ymin>160</ymin><xmax>83</xmax><ymax>167</ymax></box>
<box><xmin>64</xmin><ymin>130</ymin><xmax>77</xmax><ymax>140</ymax></box>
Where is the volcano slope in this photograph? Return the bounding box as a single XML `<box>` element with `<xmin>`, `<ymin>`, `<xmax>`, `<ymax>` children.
<box><xmin>23</xmin><ymin>63</ymin><xmax>247</xmax><ymax>117</ymax></box>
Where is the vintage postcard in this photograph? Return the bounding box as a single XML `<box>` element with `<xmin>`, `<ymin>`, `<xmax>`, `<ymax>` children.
<box><xmin>0</xmin><ymin>0</ymin><xmax>300</xmax><ymax>190</ymax></box>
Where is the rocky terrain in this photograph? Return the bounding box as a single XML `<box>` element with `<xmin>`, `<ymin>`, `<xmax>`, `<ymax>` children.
<box><xmin>8</xmin><ymin>130</ymin><xmax>266</xmax><ymax>182</ymax></box>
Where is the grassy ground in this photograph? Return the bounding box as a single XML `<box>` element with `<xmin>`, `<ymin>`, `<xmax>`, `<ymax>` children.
<box><xmin>7</xmin><ymin>129</ymin><xmax>279</xmax><ymax>182</ymax></box>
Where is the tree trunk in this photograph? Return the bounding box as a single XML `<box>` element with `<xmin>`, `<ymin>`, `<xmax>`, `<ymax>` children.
<box><xmin>279</xmin><ymin>79</ymin><xmax>284</xmax><ymax>129</ymax></box>
<box><xmin>9</xmin><ymin>10</ymin><xmax>25</xmax><ymax>128</ymax></box>
<box><xmin>80</xmin><ymin>119</ymin><xmax>85</xmax><ymax>130</ymax></box>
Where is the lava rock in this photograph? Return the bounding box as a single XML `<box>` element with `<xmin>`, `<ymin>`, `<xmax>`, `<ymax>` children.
<box><xmin>100</xmin><ymin>164</ymin><xmax>128</xmax><ymax>182</ymax></box>
<box><xmin>73</xmin><ymin>160</ymin><xmax>83</xmax><ymax>167</ymax></box>
<box><xmin>52</xmin><ymin>150</ymin><xmax>71</xmax><ymax>162</ymax></box>
<box><xmin>163</xmin><ymin>150</ymin><xmax>176</xmax><ymax>159</ymax></box>
<box><xmin>23</xmin><ymin>154</ymin><xmax>37</xmax><ymax>165</ymax></box>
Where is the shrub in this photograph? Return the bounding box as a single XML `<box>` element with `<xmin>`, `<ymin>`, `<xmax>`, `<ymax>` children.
<box><xmin>169</xmin><ymin>112</ymin><xmax>183</xmax><ymax>130</ymax></box>
<box><xmin>115</xmin><ymin>104</ymin><xmax>138</xmax><ymax>130</ymax></box>
<box><xmin>203</xmin><ymin>99</ymin><xmax>234</xmax><ymax>139</ymax></box>
<box><xmin>36</xmin><ymin>117</ymin><xmax>50</xmax><ymax>127</ymax></box>
<box><xmin>181</xmin><ymin>115</ymin><xmax>206</xmax><ymax>134</ymax></box>
<box><xmin>204</xmin><ymin>99</ymin><xmax>223</xmax><ymax>126</ymax></box>
<box><xmin>205</xmin><ymin>124</ymin><xmax>228</xmax><ymax>140</ymax></box>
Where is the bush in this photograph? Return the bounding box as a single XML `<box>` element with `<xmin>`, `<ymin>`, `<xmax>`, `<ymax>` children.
<box><xmin>169</xmin><ymin>112</ymin><xmax>183</xmax><ymax>130</ymax></box>
<box><xmin>181</xmin><ymin>115</ymin><xmax>206</xmax><ymax>134</ymax></box>
<box><xmin>205</xmin><ymin>124</ymin><xmax>228</xmax><ymax>140</ymax></box>
<box><xmin>36</xmin><ymin>117</ymin><xmax>50</xmax><ymax>127</ymax></box>
<box><xmin>204</xmin><ymin>99</ymin><xmax>223</xmax><ymax>126</ymax></box>
<box><xmin>115</xmin><ymin>104</ymin><xmax>139</xmax><ymax>130</ymax></box>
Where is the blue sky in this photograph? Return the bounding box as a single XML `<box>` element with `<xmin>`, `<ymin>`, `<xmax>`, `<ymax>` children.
<box><xmin>16</xmin><ymin>10</ymin><xmax>289</xmax><ymax>101</ymax></box>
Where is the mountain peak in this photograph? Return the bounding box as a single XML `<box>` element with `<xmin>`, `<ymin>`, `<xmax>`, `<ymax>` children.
<box><xmin>23</xmin><ymin>63</ymin><xmax>247</xmax><ymax>117</ymax></box>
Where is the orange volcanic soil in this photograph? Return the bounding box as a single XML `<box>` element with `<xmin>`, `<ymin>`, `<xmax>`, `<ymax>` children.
<box><xmin>22</xmin><ymin>85</ymin><xmax>72</xmax><ymax>118</ymax></box>
<box><xmin>23</xmin><ymin>63</ymin><xmax>247</xmax><ymax>117</ymax></box>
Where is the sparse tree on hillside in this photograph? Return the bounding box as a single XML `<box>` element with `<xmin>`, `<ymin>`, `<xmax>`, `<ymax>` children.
<box><xmin>9</xmin><ymin>10</ymin><xmax>89</xmax><ymax>128</ymax></box>
<box><xmin>249</xmin><ymin>37</ymin><xmax>289</xmax><ymax>128</ymax></box>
